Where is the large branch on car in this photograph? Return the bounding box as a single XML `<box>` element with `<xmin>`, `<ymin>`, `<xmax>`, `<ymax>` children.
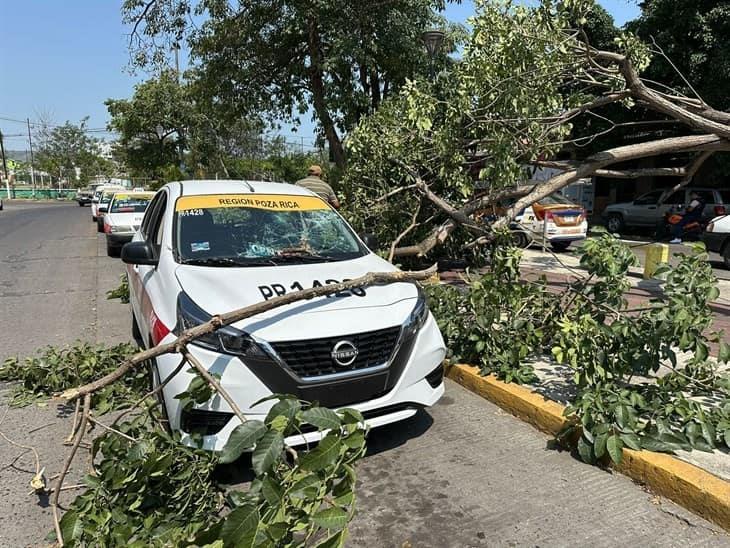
<box><xmin>498</xmin><ymin>134</ymin><xmax>730</xmax><ymax>226</ymax></box>
<box><xmin>392</xmin><ymin>134</ymin><xmax>730</xmax><ymax>257</ymax></box>
<box><xmin>60</xmin><ymin>266</ymin><xmax>437</xmax><ymax>402</ymax></box>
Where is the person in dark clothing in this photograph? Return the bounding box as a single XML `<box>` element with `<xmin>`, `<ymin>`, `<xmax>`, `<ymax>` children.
<box><xmin>670</xmin><ymin>191</ymin><xmax>705</xmax><ymax>243</ymax></box>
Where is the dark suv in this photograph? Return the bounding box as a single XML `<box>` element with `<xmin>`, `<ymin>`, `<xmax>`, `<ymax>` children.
<box><xmin>602</xmin><ymin>187</ymin><xmax>730</xmax><ymax>233</ymax></box>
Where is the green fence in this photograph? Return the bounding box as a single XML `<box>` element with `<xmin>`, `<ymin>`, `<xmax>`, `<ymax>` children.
<box><xmin>3</xmin><ymin>188</ymin><xmax>75</xmax><ymax>199</ymax></box>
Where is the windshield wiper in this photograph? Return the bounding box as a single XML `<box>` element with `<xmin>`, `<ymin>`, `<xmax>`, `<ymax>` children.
<box><xmin>180</xmin><ymin>257</ymin><xmax>277</xmax><ymax>267</ymax></box>
<box><xmin>271</xmin><ymin>253</ymin><xmax>339</xmax><ymax>263</ymax></box>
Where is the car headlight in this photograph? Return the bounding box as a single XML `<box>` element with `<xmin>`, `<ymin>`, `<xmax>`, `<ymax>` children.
<box><xmin>110</xmin><ymin>225</ymin><xmax>133</xmax><ymax>233</ymax></box>
<box><xmin>175</xmin><ymin>292</ymin><xmax>267</xmax><ymax>357</ymax></box>
<box><xmin>405</xmin><ymin>285</ymin><xmax>429</xmax><ymax>334</ymax></box>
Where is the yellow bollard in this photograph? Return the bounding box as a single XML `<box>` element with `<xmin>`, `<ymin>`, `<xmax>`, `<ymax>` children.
<box><xmin>644</xmin><ymin>243</ymin><xmax>669</xmax><ymax>279</ymax></box>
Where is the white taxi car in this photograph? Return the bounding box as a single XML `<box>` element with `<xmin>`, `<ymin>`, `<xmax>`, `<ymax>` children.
<box><xmin>121</xmin><ymin>180</ymin><xmax>446</xmax><ymax>450</ymax></box>
<box><xmin>91</xmin><ymin>184</ymin><xmax>124</xmax><ymax>222</ymax></box>
<box><xmin>513</xmin><ymin>194</ymin><xmax>588</xmax><ymax>251</ymax></box>
<box><xmin>103</xmin><ymin>191</ymin><xmax>154</xmax><ymax>256</ymax></box>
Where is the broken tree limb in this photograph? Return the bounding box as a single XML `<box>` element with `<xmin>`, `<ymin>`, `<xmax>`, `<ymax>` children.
<box><xmin>61</xmin><ymin>266</ymin><xmax>437</xmax><ymax>402</ymax></box>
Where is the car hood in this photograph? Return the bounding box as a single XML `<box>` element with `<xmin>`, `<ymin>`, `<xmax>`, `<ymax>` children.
<box><xmin>174</xmin><ymin>253</ymin><xmax>419</xmax><ymax>338</ymax></box>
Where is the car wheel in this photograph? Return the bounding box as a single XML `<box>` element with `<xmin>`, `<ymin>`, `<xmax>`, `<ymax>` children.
<box><xmin>723</xmin><ymin>242</ymin><xmax>730</xmax><ymax>270</ymax></box>
<box><xmin>106</xmin><ymin>241</ymin><xmax>120</xmax><ymax>257</ymax></box>
<box><xmin>97</xmin><ymin>219</ymin><xmax>104</xmax><ymax>233</ymax></box>
<box><xmin>511</xmin><ymin>230</ymin><xmax>530</xmax><ymax>248</ymax></box>
<box><xmin>92</xmin><ymin>215</ymin><xmax>97</xmax><ymax>222</ymax></box>
<box><xmin>551</xmin><ymin>241</ymin><xmax>571</xmax><ymax>252</ymax></box>
<box><xmin>606</xmin><ymin>214</ymin><xmax>624</xmax><ymax>234</ymax></box>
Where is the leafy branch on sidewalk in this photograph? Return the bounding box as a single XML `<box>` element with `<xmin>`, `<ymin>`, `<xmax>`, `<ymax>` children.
<box><xmin>4</xmin><ymin>266</ymin><xmax>434</xmax><ymax>547</ymax></box>
<box><xmin>429</xmin><ymin>235</ymin><xmax>730</xmax><ymax>465</ymax></box>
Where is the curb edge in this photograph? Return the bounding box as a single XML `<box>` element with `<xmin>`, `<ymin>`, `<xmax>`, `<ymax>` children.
<box><xmin>445</xmin><ymin>363</ymin><xmax>730</xmax><ymax>532</ymax></box>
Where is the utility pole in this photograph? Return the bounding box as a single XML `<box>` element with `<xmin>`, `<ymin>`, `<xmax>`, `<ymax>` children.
<box><xmin>0</xmin><ymin>130</ymin><xmax>9</xmax><ymax>199</ymax></box>
<box><xmin>27</xmin><ymin>118</ymin><xmax>36</xmax><ymax>196</ymax></box>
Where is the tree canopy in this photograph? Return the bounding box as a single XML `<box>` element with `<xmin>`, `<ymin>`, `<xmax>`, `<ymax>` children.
<box><xmin>122</xmin><ymin>0</ymin><xmax>464</xmax><ymax>168</ymax></box>
<box><xmin>35</xmin><ymin>119</ymin><xmax>112</xmax><ymax>184</ymax></box>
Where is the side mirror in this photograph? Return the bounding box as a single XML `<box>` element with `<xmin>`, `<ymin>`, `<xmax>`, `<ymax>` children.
<box><xmin>98</xmin><ymin>206</ymin><xmax>108</xmax><ymax>213</ymax></box>
<box><xmin>360</xmin><ymin>232</ymin><xmax>379</xmax><ymax>250</ymax></box>
<box><xmin>121</xmin><ymin>241</ymin><xmax>158</xmax><ymax>266</ymax></box>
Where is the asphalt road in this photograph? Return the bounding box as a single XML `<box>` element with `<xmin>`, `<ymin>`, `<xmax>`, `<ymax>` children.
<box><xmin>1</xmin><ymin>202</ymin><xmax>728</xmax><ymax>547</ymax></box>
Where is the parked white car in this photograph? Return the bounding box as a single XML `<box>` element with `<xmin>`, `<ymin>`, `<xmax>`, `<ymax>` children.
<box><xmin>513</xmin><ymin>194</ymin><xmax>588</xmax><ymax>251</ymax></box>
<box><xmin>703</xmin><ymin>214</ymin><xmax>730</xmax><ymax>268</ymax></box>
<box><xmin>103</xmin><ymin>191</ymin><xmax>154</xmax><ymax>256</ymax></box>
<box><xmin>122</xmin><ymin>180</ymin><xmax>446</xmax><ymax>450</ymax></box>
<box><xmin>91</xmin><ymin>184</ymin><xmax>125</xmax><ymax>223</ymax></box>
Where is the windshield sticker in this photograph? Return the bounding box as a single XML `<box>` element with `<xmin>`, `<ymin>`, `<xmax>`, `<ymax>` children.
<box><xmin>190</xmin><ymin>242</ymin><xmax>210</xmax><ymax>253</ymax></box>
<box><xmin>176</xmin><ymin>194</ymin><xmax>328</xmax><ymax>212</ymax></box>
<box><xmin>258</xmin><ymin>279</ymin><xmax>367</xmax><ymax>300</ymax></box>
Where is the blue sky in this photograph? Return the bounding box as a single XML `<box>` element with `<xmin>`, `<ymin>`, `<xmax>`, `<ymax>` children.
<box><xmin>0</xmin><ymin>0</ymin><xmax>640</xmax><ymax>150</ymax></box>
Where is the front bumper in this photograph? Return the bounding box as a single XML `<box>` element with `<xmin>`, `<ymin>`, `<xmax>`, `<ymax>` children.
<box><xmin>154</xmin><ymin>314</ymin><xmax>446</xmax><ymax>451</ymax></box>
<box><xmin>106</xmin><ymin>233</ymin><xmax>134</xmax><ymax>246</ymax></box>
<box><xmin>702</xmin><ymin>231</ymin><xmax>726</xmax><ymax>253</ymax></box>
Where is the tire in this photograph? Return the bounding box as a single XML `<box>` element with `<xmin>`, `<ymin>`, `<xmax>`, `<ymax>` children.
<box><xmin>92</xmin><ymin>215</ymin><xmax>97</xmax><ymax>222</ymax></box>
<box><xmin>97</xmin><ymin>218</ymin><xmax>104</xmax><ymax>233</ymax></box>
<box><xmin>106</xmin><ymin>241</ymin><xmax>120</xmax><ymax>257</ymax></box>
<box><xmin>78</xmin><ymin>202</ymin><xmax>84</xmax><ymax>207</ymax></box>
<box><xmin>605</xmin><ymin>214</ymin><xmax>624</xmax><ymax>234</ymax></box>
<box><xmin>723</xmin><ymin>242</ymin><xmax>730</xmax><ymax>270</ymax></box>
<box><xmin>551</xmin><ymin>241</ymin><xmax>571</xmax><ymax>252</ymax></box>
<box><xmin>511</xmin><ymin>230</ymin><xmax>530</xmax><ymax>248</ymax></box>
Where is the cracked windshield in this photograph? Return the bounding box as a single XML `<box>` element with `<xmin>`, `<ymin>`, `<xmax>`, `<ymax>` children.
<box><xmin>175</xmin><ymin>194</ymin><xmax>363</xmax><ymax>265</ymax></box>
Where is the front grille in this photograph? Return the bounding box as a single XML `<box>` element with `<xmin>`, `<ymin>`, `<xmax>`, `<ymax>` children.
<box><xmin>180</xmin><ymin>409</ymin><xmax>233</xmax><ymax>435</ymax></box>
<box><xmin>271</xmin><ymin>326</ymin><xmax>402</xmax><ymax>379</ymax></box>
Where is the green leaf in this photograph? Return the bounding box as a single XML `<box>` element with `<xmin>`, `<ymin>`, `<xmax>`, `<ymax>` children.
<box><xmin>300</xmin><ymin>407</ymin><xmax>342</xmax><ymax>431</ymax></box>
<box><xmin>719</xmin><ymin>342</ymin><xmax>730</xmax><ymax>363</ymax></box>
<box><xmin>577</xmin><ymin>436</ymin><xmax>594</xmax><ymax>464</ymax></box>
<box><xmin>300</xmin><ymin>435</ymin><xmax>343</xmax><ymax>471</ymax></box>
<box><xmin>311</xmin><ymin>507</ymin><xmax>349</xmax><ymax>531</ymax></box>
<box><xmin>252</xmin><ymin>430</ymin><xmax>285</xmax><ymax>476</ymax></box>
<box><xmin>700</xmin><ymin>421</ymin><xmax>716</xmax><ymax>448</ymax></box>
<box><xmin>314</xmin><ymin>530</ymin><xmax>347</xmax><ymax>548</ymax></box>
<box><xmin>261</xmin><ymin>475</ymin><xmax>283</xmax><ymax>506</ymax></box>
<box><xmin>607</xmin><ymin>434</ymin><xmax>623</xmax><ymax>464</ymax></box>
<box><xmin>723</xmin><ymin>428</ymin><xmax>730</xmax><ymax>449</ymax></box>
<box><xmin>594</xmin><ymin>432</ymin><xmax>608</xmax><ymax>458</ymax></box>
<box><xmin>619</xmin><ymin>433</ymin><xmax>641</xmax><ymax>451</ymax></box>
<box><xmin>220</xmin><ymin>421</ymin><xmax>267</xmax><ymax>464</ymax></box>
<box><xmin>59</xmin><ymin>510</ymin><xmax>81</xmax><ymax>542</ymax></box>
<box><xmin>220</xmin><ymin>504</ymin><xmax>259</xmax><ymax>548</ymax></box>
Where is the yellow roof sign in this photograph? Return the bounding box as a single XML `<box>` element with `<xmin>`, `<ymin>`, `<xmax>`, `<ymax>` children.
<box><xmin>175</xmin><ymin>194</ymin><xmax>328</xmax><ymax>212</ymax></box>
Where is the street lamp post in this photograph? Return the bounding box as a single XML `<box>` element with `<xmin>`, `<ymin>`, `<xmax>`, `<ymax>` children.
<box><xmin>421</xmin><ymin>29</ymin><xmax>445</xmax><ymax>80</ymax></box>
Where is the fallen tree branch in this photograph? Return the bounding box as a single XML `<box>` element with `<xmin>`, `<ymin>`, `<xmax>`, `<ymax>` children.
<box><xmin>61</xmin><ymin>267</ymin><xmax>436</xmax><ymax>402</ymax></box>
<box><xmin>52</xmin><ymin>393</ymin><xmax>90</xmax><ymax>547</ymax></box>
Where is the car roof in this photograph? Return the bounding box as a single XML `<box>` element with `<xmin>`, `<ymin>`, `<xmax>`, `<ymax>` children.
<box><xmin>172</xmin><ymin>180</ymin><xmax>315</xmax><ymax>198</ymax></box>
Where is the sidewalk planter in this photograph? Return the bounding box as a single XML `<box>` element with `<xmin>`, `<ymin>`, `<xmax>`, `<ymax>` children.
<box><xmin>445</xmin><ymin>363</ymin><xmax>730</xmax><ymax>532</ymax></box>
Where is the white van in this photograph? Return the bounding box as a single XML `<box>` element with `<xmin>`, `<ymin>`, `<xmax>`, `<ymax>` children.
<box><xmin>90</xmin><ymin>184</ymin><xmax>125</xmax><ymax>222</ymax></box>
<box><xmin>122</xmin><ymin>180</ymin><xmax>446</xmax><ymax>450</ymax></box>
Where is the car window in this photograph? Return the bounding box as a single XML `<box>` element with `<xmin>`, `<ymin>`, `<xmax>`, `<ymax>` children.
<box><xmin>141</xmin><ymin>192</ymin><xmax>164</xmax><ymax>239</ymax></box>
<box><xmin>663</xmin><ymin>190</ymin><xmax>684</xmax><ymax>205</ymax></box>
<box><xmin>110</xmin><ymin>193</ymin><xmax>154</xmax><ymax>213</ymax></box>
<box><xmin>174</xmin><ymin>194</ymin><xmax>365</xmax><ymax>265</ymax></box>
<box><xmin>149</xmin><ymin>194</ymin><xmax>168</xmax><ymax>249</ymax></box>
<box><xmin>694</xmin><ymin>190</ymin><xmax>714</xmax><ymax>204</ymax></box>
<box><xmin>537</xmin><ymin>194</ymin><xmax>575</xmax><ymax>206</ymax></box>
<box><xmin>634</xmin><ymin>190</ymin><xmax>663</xmax><ymax>205</ymax></box>
<box><xmin>720</xmin><ymin>190</ymin><xmax>730</xmax><ymax>204</ymax></box>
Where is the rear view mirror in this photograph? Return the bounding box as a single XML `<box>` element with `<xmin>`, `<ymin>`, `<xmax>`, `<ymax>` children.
<box><xmin>360</xmin><ymin>232</ymin><xmax>379</xmax><ymax>250</ymax></box>
<box><xmin>121</xmin><ymin>241</ymin><xmax>158</xmax><ymax>266</ymax></box>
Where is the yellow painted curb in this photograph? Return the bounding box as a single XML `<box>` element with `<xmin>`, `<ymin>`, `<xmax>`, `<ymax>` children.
<box><xmin>445</xmin><ymin>363</ymin><xmax>730</xmax><ymax>532</ymax></box>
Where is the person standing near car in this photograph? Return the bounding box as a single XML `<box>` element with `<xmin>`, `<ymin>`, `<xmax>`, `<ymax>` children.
<box><xmin>296</xmin><ymin>165</ymin><xmax>340</xmax><ymax>209</ymax></box>
<box><xmin>670</xmin><ymin>190</ymin><xmax>706</xmax><ymax>244</ymax></box>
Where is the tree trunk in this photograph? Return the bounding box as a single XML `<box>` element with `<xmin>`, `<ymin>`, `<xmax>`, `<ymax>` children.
<box><xmin>306</xmin><ymin>18</ymin><xmax>346</xmax><ymax>169</ymax></box>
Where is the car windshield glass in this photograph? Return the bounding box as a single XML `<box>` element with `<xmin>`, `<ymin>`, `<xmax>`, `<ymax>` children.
<box><xmin>537</xmin><ymin>194</ymin><xmax>574</xmax><ymax>206</ymax></box>
<box><xmin>110</xmin><ymin>194</ymin><xmax>153</xmax><ymax>213</ymax></box>
<box><xmin>174</xmin><ymin>194</ymin><xmax>365</xmax><ymax>265</ymax></box>
<box><xmin>101</xmin><ymin>191</ymin><xmax>117</xmax><ymax>203</ymax></box>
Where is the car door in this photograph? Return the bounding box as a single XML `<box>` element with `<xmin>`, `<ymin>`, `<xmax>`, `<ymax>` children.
<box><xmin>629</xmin><ymin>190</ymin><xmax>664</xmax><ymax>226</ymax></box>
<box><xmin>130</xmin><ymin>191</ymin><xmax>168</xmax><ymax>345</ymax></box>
<box><xmin>658</xmin><ymin>189</ymin><xmax>685</xmax><ymax>221</ymax></box>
